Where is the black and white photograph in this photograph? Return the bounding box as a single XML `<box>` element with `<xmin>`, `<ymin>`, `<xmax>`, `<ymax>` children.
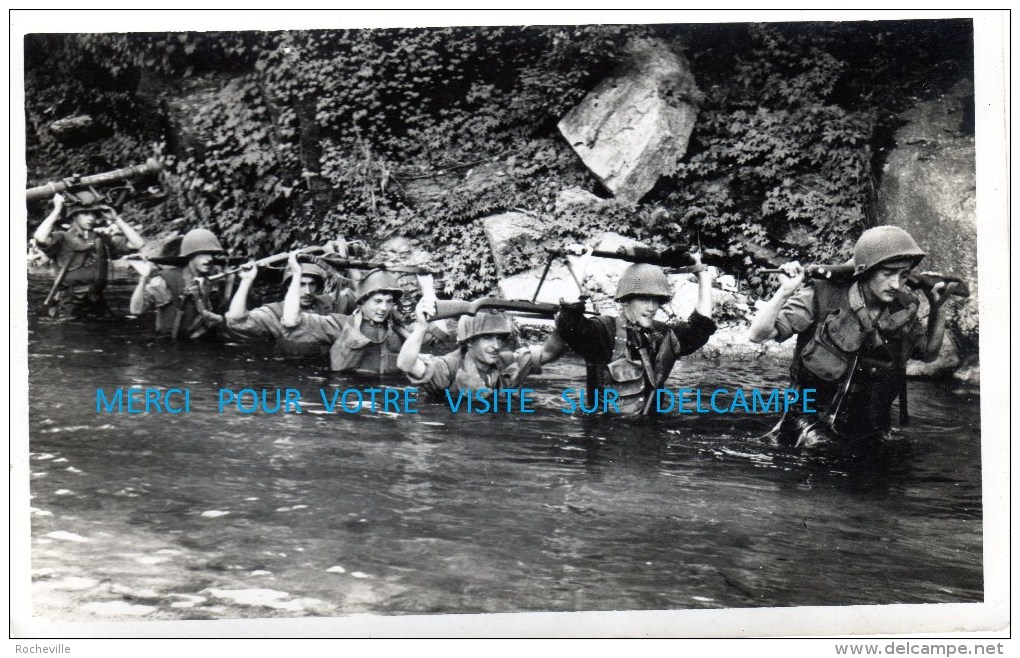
<box><xmin>10</xmin><ymin>9</ymin><xmax>1009</xmax><ymax>644</ymax></box>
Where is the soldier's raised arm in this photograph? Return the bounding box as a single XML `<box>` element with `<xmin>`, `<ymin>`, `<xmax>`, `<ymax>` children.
<box><xmin>397</xmin><ymin>296</ymin><xmax>436</xmax><ymax>379</ymax></box>
<box><xmin>748</xmin><ymin>261</ymin><xmax>806</xmax><ymax>343</ymax></box>
<box><xmin>917</xmin><ymin>281</ymin><xmax>955</xmax><ymax>362</ymax></box>
<box><xmin>280</xmin><ymin>253</ymin><xmax>304</xmax><ymax>328</ymax></box>
<box><xmin>128</xmin><ymin>259</ymin><xmax>156</xmax><ymax>315</ymax></box>
<box><xmin>102</xmin><ymin>206</ymin><xmax>145</xmax><ymax>250</ymax></box>
<box><xmin>32</xmin><ymin>193</ymin><xmax>65</xmax><ymax>246</ymax></box>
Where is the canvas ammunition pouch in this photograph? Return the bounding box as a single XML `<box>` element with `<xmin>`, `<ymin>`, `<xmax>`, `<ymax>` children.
<box><xmin>607</xmin><ymin>358</ymin><xmax>646</xmax><ymax>399</ymax></box>
<box><xmin>796</xmin><ymin>282</ymin><xmax>919</xmax><ymax>382</ymax></box>
<box><xmin>799</xmin><ymin>306</ymin><xmax>866</xmax><ymax>382</ymax></box>
<box><xmin>587</xmin><ymin>317</ymin><xmax>678</xmax><ymax>416</ymax></box>
<box><xmin>56</xmin><ymin>230</ymin><xmax>109</xmax><ymax>290</ymax></box>
<box><xmin>154</xmin><ymin>268</ymin><xmax>225</xmax><ymax>340</ymax></box>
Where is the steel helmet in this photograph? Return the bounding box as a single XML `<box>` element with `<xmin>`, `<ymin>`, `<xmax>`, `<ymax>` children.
<box><xmin>178</xmin><ymin>228</ymin><xmax>225</xmax><ymax>258</ymax></box>
<box><xmin>456</xmin><ymin>312</ymin><xmax>513</xmax><ymax>344</ymax></box>
<box><xmin>355</xmin><ymin>269</ymin><xmax>404</xmax><ymax>304</ymax></box>
<box><xmin>64</xmin><ymin>189</ymin><xmax>111</xmax><ymax>218</ymax></box>
<box><xmin>282</xmin><ymin>262</ymin><xmax>329</xmax><ymax>287</ymax></box>
<box><xmin>851</xmin><ymin>226</ymin><xmax>926</xmax><ymax>276</ymax></box>
<box><xmin>615</xmin><ymin>263</ymin><xmax>672</xmax><ymax>302</ymax></box>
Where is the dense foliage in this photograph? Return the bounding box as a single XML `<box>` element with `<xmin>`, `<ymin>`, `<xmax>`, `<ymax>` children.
<box><xmin>24</xmin><ymin>21</ymin><xmax>973</xmax><ymax>302</ymax></box>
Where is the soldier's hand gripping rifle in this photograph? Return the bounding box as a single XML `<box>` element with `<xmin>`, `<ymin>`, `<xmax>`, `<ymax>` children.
<box><xmin>26</xmin><ymin>158</ymin><xmax>163</xmax><ymax>204</ymax></box>
<box><xmin>759</xmin><ymin>263</ymin><xmax>970</xmax><ymax>298</ymax></box>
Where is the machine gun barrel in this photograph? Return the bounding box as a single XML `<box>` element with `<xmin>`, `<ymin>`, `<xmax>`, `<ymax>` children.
<box><xmin>549</xmin><ymin>245</ymin><xmax>704</xmax><ymax>268</ymax></box>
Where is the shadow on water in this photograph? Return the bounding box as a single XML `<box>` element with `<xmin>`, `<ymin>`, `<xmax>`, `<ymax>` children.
<box><xmin>23</xmin><ymin>277</ymin><xmax>983</xmax><ymax>619</ymax></box>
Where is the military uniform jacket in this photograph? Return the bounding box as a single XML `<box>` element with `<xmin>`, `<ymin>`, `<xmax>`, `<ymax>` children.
<box><xmin>42</xmin><ymin>227</ymin><xmax>132</xmax><ymax>290</ymax></box>
<box><xmin>556</xmin><ymin>306</ymin><xmax>717</xmax><ymax>415</ymax></box>
<box><xmin>226</xmin><ymin>291</ymin><xmax>357</xmax><ymax>357</ymax></box>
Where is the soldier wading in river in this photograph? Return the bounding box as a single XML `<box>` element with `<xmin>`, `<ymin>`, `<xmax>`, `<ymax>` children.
<box><xmin>398</xmin><ymin>299</ymin><xmax>562</xmax><ymax>396</ymax></box>
<box><xmin>554</xmin><ymin>252</ymin><xmax>717</xmax><ymax>416</ymax></box>
<box><xmin>748</xmin><ymin>226</ymin><xmax>956</xmax><ymax>448</ymax></box>
<box><xmin>279</xmin><ymin>254</ymin><xmax>445</xmax><ymax>375</ymax></box>
<box><xmin>129</xmin><ymin>228</ymin><xmax>235</xmax><ymax>341</ymax></box>
<box><xmin>33</xmin><ymin>191</ymin><xmax>145</xmax><ymax>319</ymax></box>
<box><xmin>225</xmin><ymin>255</ymin><xmax>357</xmax><ymax>357</ymax></box>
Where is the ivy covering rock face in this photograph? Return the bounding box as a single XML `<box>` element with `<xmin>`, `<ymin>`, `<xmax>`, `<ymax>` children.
<box><xmin>24</xmin><ymin>20</ymin><xmax>976</xmax><ymax>349</ymax></box>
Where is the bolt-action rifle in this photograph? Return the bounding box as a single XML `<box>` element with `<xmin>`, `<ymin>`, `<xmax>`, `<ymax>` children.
<box><xmin>312</xmin><ymin>254</ymin><xmax>435</xmax><ymax>275</ymax></box>
<box><xmin>550</xmin><ymin>244</ymin><xmax>713</xmax><ymax>268</ymax></box>
<box><xmin>759</xmin><ymin>263</ymin><xmax>970</xmax><ymax>298</ymax></box>
<box><xmin>203</xmin><ymin>246</ymin><xmax>328</xmax><ymax>282</ymax></box>
<box><xmin>429</xmin><ymin>297</ymin><xmax>564</xmax><ymax>322</ymax></box>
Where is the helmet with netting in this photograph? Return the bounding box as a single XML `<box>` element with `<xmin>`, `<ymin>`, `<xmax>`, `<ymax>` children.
<box><xmin>456</xmin><ymin>312</ymin><xmax>513</xmax><ymax>344</ymax></box>
<box><xmin>614</xmin><ymin>263</ymin><xmax>672</xmax><ymax>302</ymax></box>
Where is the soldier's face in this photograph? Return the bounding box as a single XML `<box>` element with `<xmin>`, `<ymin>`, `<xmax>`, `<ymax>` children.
<box><xmin>189</xmin><ymin>253</ymin><xmax>215</xmax><ymax>275</ymax></box>
<box><xmin>299</xmin><ymin>276</ymin><xmax>319</xmax><ymax>309</ymax></box>
<box><xmin>362</xmin><ymin>293</ymin><xmax>395</xmax><ymax>324</ymax></box>
<box><xmin>622</xmin><ymin>296</ymin><xmax>661</xmax><ymax>328</ymax></box>
<box><xmin>864</xmin><ymin>261</ymin><xmax>913</xmax><ymax>304</ymax></box>
<box><xmin>467</xmin><ymin>335</ymin><xmax>504</xmax><ymax>366</ymax></box>
<box><xmin>72</xmin><ymin>213</ymin><xmax>96</xmax><ymax>231</ymax></box>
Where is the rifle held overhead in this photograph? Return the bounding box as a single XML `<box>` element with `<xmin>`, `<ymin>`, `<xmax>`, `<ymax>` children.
<box><xmin>27</xmin><ymin>159</ymin><xmax>163</xmax><ymax>202</ymax></box>
<box><xmin>760</xmin><ymin>264</ymin><xmax>970</xmax><ymax>298</ymax></box>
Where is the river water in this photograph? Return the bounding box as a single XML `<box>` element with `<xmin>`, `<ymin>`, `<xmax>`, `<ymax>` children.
<box><xmin>22</xmin><ymin>276</ymin><xmax>983</xmax><ymax>622</ymax></box>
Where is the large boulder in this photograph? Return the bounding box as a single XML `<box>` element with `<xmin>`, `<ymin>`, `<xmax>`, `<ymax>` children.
<box><xmin>498</xmin><ymin>268</ymin><xmax>578</xmax><ymax>319</ymax></box>
<box><xmin>557</xmin><ymin>38</ymin><xmax>700</xmax><ymax>203</ymax></box>
<box><xmin>480</xmin><ymin>211</ymin><xmax>545</xmax><ymax>278</ymax></box>
<box><xmin>47</xmin><ymin>114</ymin><xmax>107</xmax><ymax>146</ymax></box>
<box><xmin>877</xmin><ymin>80</ymin><xmax>978</xmax><ymax>352</ymax></box>
<box><xmin>555</xmin><ymin>186</ymin><xmax>606</xmax><ymax>213</ymax></box>
<box><xmin>377</xmin><ymin>235</ymin><xmax>434</xmax><ymax>269</ymax></box>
